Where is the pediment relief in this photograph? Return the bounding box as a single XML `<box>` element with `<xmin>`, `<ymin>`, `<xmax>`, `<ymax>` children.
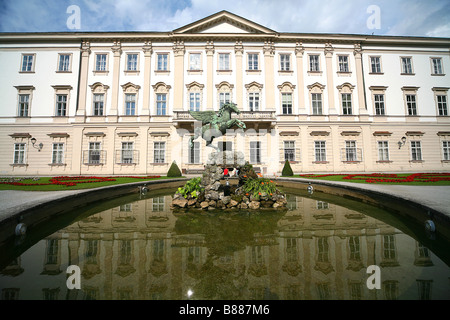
<box><xmin>173</xmin><ymin>11</ymin><xmax>276</xmax><ymax>35</ymax></box>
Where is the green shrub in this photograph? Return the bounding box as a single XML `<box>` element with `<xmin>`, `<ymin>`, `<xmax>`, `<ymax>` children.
<box><xmin>281</xmin><ymin>160</ymin><xmax>294</xmax><ymax>176</ymax></box>
<box><xmin>177</xmin><ymin>177</ymin><xmax>203</xmax><ymax>198</ymax></box>
<box><xmin>167</xmin><ymin>161</ymin><xmax>182</xmax><ymax>177</ymax></box>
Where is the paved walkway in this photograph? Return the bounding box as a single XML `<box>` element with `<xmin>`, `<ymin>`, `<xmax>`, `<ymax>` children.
<box><xmin>1</xmin><ymin>179</ymin><xmax>450</xmax><ymax>223</ymax></box>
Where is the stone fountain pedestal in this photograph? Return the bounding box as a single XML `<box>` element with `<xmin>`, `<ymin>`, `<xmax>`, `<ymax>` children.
<box><xmin>172</xmin><ymin>151</ymin><xmax>287</xmax><ymax>210</ymax></box>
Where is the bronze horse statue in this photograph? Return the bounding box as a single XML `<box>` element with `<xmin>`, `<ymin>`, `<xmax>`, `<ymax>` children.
<box><xmin>189</xmin><ymin>102</ymin><xmax>246</xmax><ymax>150</ymax></box>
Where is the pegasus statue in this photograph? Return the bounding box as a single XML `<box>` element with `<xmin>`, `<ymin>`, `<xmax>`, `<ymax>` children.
<box><xmin>189</xmin><ymin>102</ymin><xmax>246</xmax><ymax>150</ymax></box>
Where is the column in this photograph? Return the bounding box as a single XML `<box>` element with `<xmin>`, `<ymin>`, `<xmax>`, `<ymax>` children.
<box><xmin>295</xmin><ymin>42</ymin><xmax>306</xmax><ymax>117</ymax></box>
<box><xmin>173</xmin><ymin>40</ymin><xmax>185</xmax><ymax>111</ymax></box>
<box><xmin>205</xmin><ymin>41</ymin><xmax>214</xmax><ymax>110</ymax></box>
<box><xmin>324</xmin><ymin>43</ymin><xmax>337</xmax><ymax>117</ymax></box>
<box><xmin>353</xmin><ymin>43</ymin><xmax>368</xmax><ymax>116</ymax></box>
<box><xmin>109</xmin><ymin>41</ymin><xmax>122</xmax><ymax>121</ymax></box>
<box><xmin>75</xmin><ymin>41</ymin><xmax>90</xmax><ymax>122</ymax></box>
<box><xmin>142</xmin><ymin>41</ymin><xmax>153</xmax><ymax>118</ymax></box>
<box><xmin>263</xmin><ymin>40</ymin><xmax>275</xmax><ymax>111</ymax></box>
<box><xmin>235</xmin><ymin>41</ymin><xmax>244</xmax><ymax>109</ymax></box>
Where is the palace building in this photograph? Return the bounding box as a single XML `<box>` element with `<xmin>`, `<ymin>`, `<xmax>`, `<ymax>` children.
<box><xmin>0</xmin><ymin>10</ymin><xmax>449</xmax><ymax>176</ymax></box>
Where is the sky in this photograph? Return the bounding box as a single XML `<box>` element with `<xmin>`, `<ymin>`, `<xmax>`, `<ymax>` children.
<box><xmin>0</xmin><ymin>0</ymin><xmax>449</xmax><ymax>37</ymax></box>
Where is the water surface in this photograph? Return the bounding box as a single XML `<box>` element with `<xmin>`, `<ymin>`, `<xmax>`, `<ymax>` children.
<box><xmin>1</xmin><ymin>188</ymin><xmax>449</xmax><ymax>300</ymax></box>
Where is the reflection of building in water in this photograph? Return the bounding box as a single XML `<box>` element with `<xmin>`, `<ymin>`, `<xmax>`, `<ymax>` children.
<box><xmin>1</xmin><ymin>195</ymin><xmax>449</xmax><ymax>300</ymax></box>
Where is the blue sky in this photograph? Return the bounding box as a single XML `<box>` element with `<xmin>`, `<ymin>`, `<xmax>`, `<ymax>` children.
<box><xmin>0</xmin><ymin>0</ymin><xmax>449</xmax><ymax>37</ymax></box>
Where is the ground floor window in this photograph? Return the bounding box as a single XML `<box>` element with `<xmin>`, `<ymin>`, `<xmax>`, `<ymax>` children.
<box><xmin>345</xmin><ymin>140</ymin><xmax>357</xmax><ymax>161</ymax></box>
<box><xmin>88</xmin><ymin>142</ymin><xmax>101</xmax><ymax>164</ymax></box>
<box><xmin>314</xmin><ymin>141</ymin><xmax>326</xmax><ymax>162</ymax></box>
<box><xmin>411</xmin><ymin>141</ymin><xmax>422</xmax><ymax>161</ymax></box>
<box><xmin>250</xmin><ymin>141</ymin><xmax>261</xmax><ymax>164</ymax></box>
<box><xmin>52</xmin><ymin>143</ymin><xmax>64</xmax><ymax>164</ymax></box>
<box><xmin>377</xmin><ymin>141</ymin><xmax>389</xmax><ymax>161</ymax></box>
<box><xmin>154</xmin><ymin>142</ymin><xmax>165</xmax><ymax>163</ymax></box>
<box><xmin>443</xmin><ymin>141</ymin><xmax>450</xmax><ymax>160</ymax></box>
<box><xmin>284</xmin><ymin>141</ymin><xmax>295</xmax><ymax>161</ymax></box>
<box><xmin>189</xmin><ymin>141</ymin><xmax>200</xmax><ymax>164</ymax></box>
<box><xmin>121</xmin><ymin>142</ymin><xmax>134</xmax><ymax>163</ymax></box>
<box><xmin>14</xmin><ymin>143</ymin><xmax>26</xmax><ymax>164</ymax></box>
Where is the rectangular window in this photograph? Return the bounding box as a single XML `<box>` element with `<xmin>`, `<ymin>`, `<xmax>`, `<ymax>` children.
<box><xmin>55</xmin><ymin>94</ymin><xmax>67</xmax><ymax>116</ymax></box>
<box><xmin>437</xmin><ymin>95</ymin><xmax>448</xmax><ymax>116</ymax></box>
<box><xmin>282</xmin><ymin>93</ymin><xmax>292</xmax><ymax>114</ymax></box>
<box><xmin>156</xmin><ymin>94</ymin><xmax>166</xmax><ymax>115</ymax></box>
<box><xmin>93</xmin><ymin>94</ymin><xmax>104</xmax><ymax>116</ymax></box>
<box><xmin>284</xmin><ymin>141</ymin><xmax>295</xmax><ymax>161</ymax></box>
<box><xmin>411</xmin><ymin>141</ymin><xmax>422</xmax><ymax>161</ymax></box>
<box><xmin>189</xmin><ymin>141</ymin><xmax>200</xmax><ymax>164</ymax></box>
<box><xmin>431</xmin><ymin>58</ymin><xmax>443</xmax><ymax>74</ymax></box>
<box><xmin>345</xmin><ymin>140</ymin><xmax>357</xmax><ymax>161</ymax></box>
<box><xmin>18</xmin><ymin>94</ymin><xmax>29</xmax><ymax>117</ymax></box>
<box><xmin>126</xmin><ymin>54</ymin><xmax>138</xmax><ymax>71</ymax></box>
<box><xmin>88</xmin><ymin>142</ymin><xmax>101</xmax><ymax>164</ymax></box>
<box><xmin>52</xmin><ymin>143</ymin><xmax>64</xmax><ymax>164</ymax></box>
<box><xmin>249</xmin><ymin>92</ymin><xmax>260</xmax><ymax>111</ymax></box>
<box><xmin>14</xmin><ymin>143</ymin><xmax>26</xmax><ymax>164</ymax></box>
<box><xmin>314</xmin><ymin>141</ymin><xmax>326</xmax><ymax>162</ymax></box>
<box><xmin>219</xmin><ymin>92</ymin><xmax>231</xmax><ymax>108</ymax></box>
<box><xmin>189</xmin><ymin>53</ymin><xmax>201</xmax><ymax>70</ymax></box>
<box><xmin>189</xmin><ymin>92</ymin><xmax>200</xmax><ymax>111</ymax></box>
<box><xmin>95</xmin><ymin>54</ymin><xmax>107</xmax><ymax>71</ymax></box>
<box><xmin>121</xmin><ymin>142</ymin><xmax>133</xmax><ymax>164</ymax></box>
<box><xmin>280</xmin><ymin>54</ymin><xmax>290</xmax><ymax>71</ymax></box>
<box><xmin>219</xmin><ymin>141</ymin><xmax>232</xmax><ymax>152</ymax></box>
<box><xmin>342</xmin><ymin>93</ymin><xmax>352</xmax><ymax>115</ymax></box>
<box><xmin>154</xmin><ymin>142</ymin><xmax>165</xmax><ymax>163</ymax></box>
<box><xmin>378</xmin><ymin>141</ymin><xmax>389</xmax><ymax>161</ymax></box>
<box><xmin>250</xmin><ymin>141</ymin><xmax>261</xmax><ymax>164</ymax></box>
<box><xmin>401</xmin><ymin>57</ymin><xmax>413</xmax><ymax>74</ymax></box>
<box><xmin>58</xmin><ymin>54</ymin><xmax>71</xmax><ymax>72</ymax></box>
<box><xmin>312</xmin><ymin>93</ymin><xmax>322</xmax><ymax>115</ymax></box>
<box><xmin>157</xmin><ymin>54</ymin><xmax>168</xmax><ymax>71</ymax></box>
<box><xmin>21</xmin><ymin>54</ymin><xmax>34</xmax><ymax>72</ymax></box>
<box><xmin>406</xmin><ymin>94</ymin><xmax>417</xmax><ymax>115</ymax></box>
<box><xmin>248</xmin><ymin>53</ymin><xmax>259</xmax><ymax>70</ymax></box>
<box><xmin>309</xmin><ymin>55</ymin><xmax>320</xmax><ymax>72</ymax></box>
<box><xmin>338</xmin><ymin>55</ymin><xmax>349</xmax><ymax>72</ymax></box>
<box><xmin>219</xmin><ymin>53</ymin><xmax>230</xmax><ymax>70</ymax></box>
<box><xmin>374</xmin><ymin>94</ymin><xmax>385</xmax><ymax>115</ymax></box>
<box><xmin>442</xmin><ymin>141</ymin><xmax>450</xmax><ymax>161</ymax></box>
<box><xmin>370</xmin><ymin>56</ymin><xmax>382</xmax><ymax>73</ymax></box>
<box><xmin>125</xmin><ymin>94</ymin><xmax>136</xmax><ymax>115</ymax></box>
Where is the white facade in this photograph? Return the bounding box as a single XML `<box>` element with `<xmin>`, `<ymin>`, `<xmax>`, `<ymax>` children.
<box><xmin>0</xmin><ymin>11</ymin><xmax>449</xmax><ymax>176</ymax></box>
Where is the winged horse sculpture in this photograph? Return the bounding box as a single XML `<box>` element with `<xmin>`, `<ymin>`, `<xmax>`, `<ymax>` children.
<box><xmin>189</xmin><ymin>102</ymin><xmax>246</xmax><ymax>150</ymax></box>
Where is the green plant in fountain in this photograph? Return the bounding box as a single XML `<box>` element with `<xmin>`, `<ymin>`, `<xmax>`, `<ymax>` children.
<box><xmin>242</xmin><ymin>178</ymin><xmax>278</xmax><ymax>200</ymax></box>
<box><xmin>177</xmin><ymin>177</ymin><xmax>204</xmax><ymax>199</ymax></box>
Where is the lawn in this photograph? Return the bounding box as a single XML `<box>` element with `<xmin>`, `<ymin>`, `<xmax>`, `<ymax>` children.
<box><xmin>0</xmin><ymin>175</ymin><xmax>178</xmax><ymax>191</ymax></box>
<box><xmin>296</xmin><ymin>173</ymin><xmax>450</xmax><ymax>186</ymax></box>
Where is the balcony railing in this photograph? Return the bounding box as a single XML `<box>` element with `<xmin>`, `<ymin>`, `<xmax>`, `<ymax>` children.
<box><xmin>115</xmin><ymin>150</ymin><xmax>139</xmax><ymax>164</ymax></box>
<box><xmin>83</xmin><ymin>150</ymin><xmax>107</xmax><ymax>165</ymax></box>
<box><xmin>173</xmin><ymin>110</ymin><xmax>276</xmax><ymax>121</ymax></box>
<box><xmin>340</xmin><ymin>148</ymin><xmax>363</xmax><ymax>162</ymax></box>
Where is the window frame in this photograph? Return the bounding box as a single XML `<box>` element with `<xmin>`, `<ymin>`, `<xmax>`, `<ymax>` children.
<box><xmin>125</xmin><ymin>53</ymin><xmax>139</xmax><ymax>72</ymax></box>
<box><xmin>13</xmin><ymin>143</ymin><xmax>26</xmax><ymax>164</ymax></box>
<box><xmin>430</xmin><ymin>57</ymin><xmax>444</xmax><ymax>75</ymax></box>
<box><xmin>309</xmin><ymin>54</ymin><xmax>320</xmax><ymax>72</ymax></box>
<box><xmin>20</xmin><ymin>53</ymin><xmax>35</xmax><ymax>73</ymax></box>
<box><xmin>284</xmin><ymin>140</ymin><xmax>296</xmax><ymax>162</ymax></box>
<box><xmin>218</xmin><ymin>53</ymin><xmax>231</xmax><ymax>71</ymax></box>
<box><xmin>410</xmin><ymin>140</ymin><xmax>422</xmax><ymax>161</ymax></box>
<box><xmin>247</xmin><ymin>53</ymin><xmax>259</xmax><ymax>71</ymax></box>
<box><xmin>377</xmin><ymin>141</ymin><xmax>390</xmax><ymax>161</ymax></box>
<box><xmin>153</xmin><ymin>141</ymin><xmax>166</xmax><ymax>164</ymax></box>
<box><xmin>400</xmin><ymin>56</ymin><xmax>414</xmax><ymax>75</ymax></box>
<box><xmin>94</xmin><ymin>53</ymin><xmax>108</xmax><ymax>72</ymax></box>
<box><xmin>314</xmin><ymin>141</ymin><xmax>327</xmax><ymax>162</ymax></box>
<box><xmin>250</xmin><ymin>141</ymin><xmax>261</xmax><ymax>164</ymax></box>
<box><xmin>156</xmin><ymin>53</ymin><xmax>169</xmax><ymax>72</ymax></box>
<box><xmin>369</xmin><ymin>56</ymin><xmax>382</xmax><ymax>74</ymax></box>
<box><xmin>337</xmin><ymin>55</ymin><xmax>350</xmax><ymax>73</ymax></box>
<box><xmin>57</xmin><ymin>53</ymin><xmax>72</xmax><ymax>72</ymax></box>
<box><xmin>52</xmin><ymin>142</ymin><xmax>65</xmax><ymax>164</ymax></box>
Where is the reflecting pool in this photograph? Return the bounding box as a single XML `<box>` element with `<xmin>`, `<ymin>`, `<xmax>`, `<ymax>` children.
<box><xmin>1</xmin><ymin>188</ymin><xmax>449</xmax><ymax>300</ymax></box>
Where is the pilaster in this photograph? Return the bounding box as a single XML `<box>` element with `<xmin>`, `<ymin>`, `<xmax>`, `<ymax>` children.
<box><xmin>173</xmin><ymin>40</ymin><xmax>185</xmax><ymax>111</ymax></box>
<box><xmin>75</xmin><ymin>41</ymin><xmax>91</xmax><ymax>122</ymax></box>
<box><xmin>142</xmin><ymin>41</ymin><xmax>153</xmax><ymax>117</ymax></box>
<box><xmin>263</xmin><ymin>40</ymin><xmax>275</xmax><ymax>111</ymax></box>
<box><xmin>205</xmin><ymin>41</ymin><xmax>215</xmax><ymax>110</ymax></box>
<box><xmin>109</xmin><ymin>41</ymin><xmax>122</xmax><ymax>121</ymax></box>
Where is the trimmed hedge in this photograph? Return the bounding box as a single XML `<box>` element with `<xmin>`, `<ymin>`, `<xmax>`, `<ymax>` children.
<box><xmin>281</xmin><ymin>160</ymin><xmax>294</xmax><ymax>176</ymax></box>
<box><xmin>167</xmin><ymin>161</ymin><xmax>182</xmax><ymax>177</ymax></box>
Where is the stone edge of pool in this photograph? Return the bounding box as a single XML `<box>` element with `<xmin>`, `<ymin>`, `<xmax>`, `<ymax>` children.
<box><xmin>1</xmin><ymin>176</ymin><xmax>450</xmax><ymax>244</ymax></box>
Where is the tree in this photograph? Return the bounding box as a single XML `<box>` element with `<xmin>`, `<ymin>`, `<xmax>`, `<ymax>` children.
<box><xmin>167</xmin><ymin>161</ymin><xmax>182</xmax><ymax>177</ymax></box>
<box><xmin>281</xmin><ymin>160</ymin><xmax>294</xmax><ymax>176</ymax></box>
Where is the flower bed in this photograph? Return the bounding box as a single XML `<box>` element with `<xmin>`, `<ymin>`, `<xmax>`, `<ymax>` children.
<box><xmin>0</xmin><ymin>175</ymin><xmax>161</xmax><ymax>187</ymax></box>
<box><xmin>298</xmin><ymin>173</ymin><xmax>450</xmax><ymax>184</ymax></box>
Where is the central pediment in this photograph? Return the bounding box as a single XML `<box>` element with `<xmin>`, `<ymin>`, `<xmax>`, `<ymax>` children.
<box><xmin>173</xmin><ymin>10</ymin><xmax>277</xmax><ymax>34</ymax></box>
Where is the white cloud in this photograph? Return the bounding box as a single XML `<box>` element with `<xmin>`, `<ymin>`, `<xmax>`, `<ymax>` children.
<box><xmin>0</xmin><ymin>0</ymin><xmax>449</xmax><ymax>37</ymax></box>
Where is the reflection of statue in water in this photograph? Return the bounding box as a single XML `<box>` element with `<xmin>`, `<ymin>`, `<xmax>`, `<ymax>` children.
<box><xmin>189</xmin><ymin>102</ymin><xmax>246</xmax><ymax>151</ymax></box>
